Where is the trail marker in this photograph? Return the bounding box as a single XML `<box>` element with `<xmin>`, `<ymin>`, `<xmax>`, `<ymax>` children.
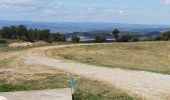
<box><xmin>69</xmin><ymin>77</ymin><xmax>75</xmax><ymax>94</ymax></box>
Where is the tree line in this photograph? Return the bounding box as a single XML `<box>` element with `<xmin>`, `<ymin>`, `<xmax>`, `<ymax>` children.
<box><xmin>0</xmin><ymin>25</ymin><xmax>66</xmax><ymax>42</ymax></box>
<box><xmin>71</xmin><ymin>29</ymin><xmax>138</xmax><ymax>43</ymax></box>
<box><xmin>1</xmin><ymin>25</ymin><xmax>169</xmax><ymax>43</ymax></box>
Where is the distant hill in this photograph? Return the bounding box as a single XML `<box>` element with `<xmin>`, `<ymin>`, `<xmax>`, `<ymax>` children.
<box><xmin>64</xmin><ymin>30</ymin><xmax>161</xmax><ymax>40</ymax></box>
<box><xmin>0</xmin><ymin>20</ymin><xmax>170</xmax><ymax>33</ymax></box>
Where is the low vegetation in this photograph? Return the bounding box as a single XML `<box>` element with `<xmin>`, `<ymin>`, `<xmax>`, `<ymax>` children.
<box><xmin>154</xmin><ymin>30</ymin><xmax>170</xmax><ymax>41</ymax></box>
<box><xmin>94</xmin><ymin>36</ymin><xmax>106</xmax><ymax>43</ymax></box>
<box><xmin>71</xmin><ymin>35</ymin><xmax>80</xmax><ymax>43</ymax></box>
<box><xmin>0</xmin><ymin>45</ymin><xmax>136</xmax><ymax>100</ymax></box>
<box><xmin>51</xmin><ymin>41</ymin><xmax>170</xmax><ymax>74</ymax></box>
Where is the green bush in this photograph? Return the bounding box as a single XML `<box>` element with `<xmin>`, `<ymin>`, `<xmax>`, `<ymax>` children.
<box><xmin>94</xmin><ymin>36</ymin><xmax>106</xmax><ymax>43</ymax></box>
<box><xmin>154</xmin><ymin>31</ymin><xmax>170</xmax><ymax>41</ymax></box>
<box><xmin>118</xmin><ymin>34</ymin><xmax>132</xmax><ymax>42</ymax></box>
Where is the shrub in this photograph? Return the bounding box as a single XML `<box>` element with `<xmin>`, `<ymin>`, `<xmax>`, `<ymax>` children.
<box><xmin>94</xmin><ymin>36</ymin><xmax>106</xmax><ymax>43</ymax></box>
<box><xmin>52</xmin><ymin>33</ymin><xmax>66</xmax><ymax>42</ymax></box>
<box><xmin>118</xmin><ymin>34</ymin><xmax>132</xmax><ymax>42</ymax></box>
<box><xmin>0</xmin><ymin>40</ymin><xmax>8</xmax><ymax>44</ymax></box>
<box><xmin>161</xmin><ymin>31</ymin><xmax>170</xmax><ymax>41</ymax></box>
<box><xmin>71</xmin><ymin>35</ymin><xmax>80</xmax><ymax>43</ymax></box>
<box><xmin>132</xmin><ymin>37</ymin><xmax>139</xmax><ymax>42</ymax></box>
<box><xmin>154</xmin><ymin>31</ymin><xmax>170</xmax><ymax>41</ymax></box>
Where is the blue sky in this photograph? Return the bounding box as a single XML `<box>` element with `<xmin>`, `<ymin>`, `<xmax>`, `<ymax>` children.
<box><xmin>0</xmin><ymin>0</ymin><xmax>170</xmax><ymax>24</ymax></box>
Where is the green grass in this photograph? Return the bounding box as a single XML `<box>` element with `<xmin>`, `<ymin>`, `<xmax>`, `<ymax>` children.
<box><xmin>0</xmin><ymin>45</ymin><xmax>11</xmax><ymax>52</ymax></box>
<box><xmin>51</xmin><ymin>41</ymin><xmax>170</xmax><ymax>74</ymax></box>
<box><xmin>0</xmin><ymin>75</ymin><xmax>134</xmax><ymax>100</ymax></box>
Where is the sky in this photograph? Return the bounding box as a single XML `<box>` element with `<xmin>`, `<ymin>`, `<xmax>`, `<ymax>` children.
<box><xmin>0</xmin><ymin>0</ymin><xmax>170</xmax><ymax>25</ymax></box>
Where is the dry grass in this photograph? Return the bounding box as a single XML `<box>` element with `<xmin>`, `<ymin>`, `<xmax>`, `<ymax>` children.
<box><xmin>51</xmin><ymin>41</ymin><xmax>170</xmax><ymax>74</ymax></box>
<box><xmin>0</xmin><ymin>48</ymin><xmax>136</xmax><ymax>100</ymax></box>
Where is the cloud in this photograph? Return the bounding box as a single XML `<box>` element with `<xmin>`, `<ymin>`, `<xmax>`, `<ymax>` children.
<box><xmin>160</xmin><ymin>0</ymin><xmax>170</xmax><ymax>5</ymax></box>
<box><xmin>81</xmin><ymin>0</ymin><xmax>96</xmax><ymax>2</ymax></box>
<box><xmin>0</xmin><ymin>0</ymin><xmax>39</xmax><ymax>6</ymax></box>
<box><xmin>105</xmin><ymin>9</ymin><xmax>127</xmax><ymax>15</ymax></box>
<box><xmin>0</xmin><ymin>0</ymin><xmax>129</xmax><ymax>22</ymax></box>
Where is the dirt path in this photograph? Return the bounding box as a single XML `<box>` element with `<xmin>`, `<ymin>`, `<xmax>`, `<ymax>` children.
<box><xmin>20</xmin><ymin>44</ymin><xmax>170</xmax><ymax>100</ymax></box>
<box><xmin>0</xmin><ymin>89</ymin><xmax>72</xmax><ymax>100</ymax></box>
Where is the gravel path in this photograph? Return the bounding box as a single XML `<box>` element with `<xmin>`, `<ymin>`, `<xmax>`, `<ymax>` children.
<box><xmin>20</xmin><ymin>44</ymin><xmax>170</xmax><ymax>100</ymax></box>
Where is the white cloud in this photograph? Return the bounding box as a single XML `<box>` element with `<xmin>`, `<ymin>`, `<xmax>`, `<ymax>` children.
<box><xmin>161</xmin><ymin>0</ymin><xmax>170</xmax><ymax>5</ymax></box>
<box><xmin>0</xmin><ymin>0</ymin><xmax>39</xmax><ymax>6</ymax></box>
<box><xmin>81</xmin><ymin>0</ymin><xmax>96</xmax><ymax>2</ymax></box>
<box><xmin>105</xmin><ymin>9</ymin><xmax>127</xmax><ymax>15</ymax></box>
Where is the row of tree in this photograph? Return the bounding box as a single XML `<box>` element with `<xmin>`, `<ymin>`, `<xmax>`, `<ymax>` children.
<box><xmin>71</xmin><ymin>29</ymin><xmax>139</xmax><ymax>43</ymax></box>
<box><xmin>0</xmin><ymin>25</ymin><xmax>66</xmax><ymax>42</ymax></box>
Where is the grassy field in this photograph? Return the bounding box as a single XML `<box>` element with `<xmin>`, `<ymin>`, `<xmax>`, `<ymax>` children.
<box><xmin>0</xmin><ymin>45</ymin><xmax>136</xmax><ymax>100</ymax></box>
<box><xmin>51</xmin><ymin>41</ymin><xmax>170</xmax><ymax>74</ymax></box>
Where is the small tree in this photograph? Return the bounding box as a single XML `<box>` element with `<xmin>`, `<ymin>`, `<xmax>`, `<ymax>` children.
<box><xmin>71</xmin><ymin>35</ymin><xmax>80</xmax><ymax>43</ymax></box>
<box><xmin>112</xmin><ymin>29</ymin><xmax>120</xmax><ymax>42</ymax></box>
<box><xmin>94</xmin><ymin>36</ymin><xmax>106</xmax><ymax>43</ymax></box>
<box><xmin>17</xmin><ymin>25</ymin><xmax>28</xmax><ymax>40</ymax></box>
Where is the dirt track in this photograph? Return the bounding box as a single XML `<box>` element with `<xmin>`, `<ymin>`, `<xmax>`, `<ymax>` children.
<box><xmin>0</xmin><ymin>89</ymin><xmax>72</xmax><ymax>100</ymax></box>
<box><xmin>19</xmin><ymin>44</ymin><xmax>170</xmax><ymax>100</ymax></box>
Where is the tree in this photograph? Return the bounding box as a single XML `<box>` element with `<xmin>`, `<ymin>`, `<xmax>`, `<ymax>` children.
<box><xmin>1</xmin><ymin>26</ymin><xmax>10</xmax><ymax>38</ymax></box>
<box><xmin>17</xmin><ymin>25</ymin><xmax>28</xmax><ymax>40</ymax></box>
<box><xmin>112</xmin><ymin>29</ymin><xmax>120</xmax><ymax>42</ymax></box>
<box><xmin>39</xmin><ymin>29</ymin><xmax>51</xmax><ymax>42</ymax></box>
<box><xmin>10</xmin><ymin>26</ymin><xmax>17</xmax><ymax>39</ymax></box>
<box><xmin>25</xmin><ymin>29</ymin><xmax>35</xmax><ymax>42</ymax></box>
<box><xmin>71</xmin><ymin>35</ymin><xmax>80</xmax><ymax>42</ymax></box>
<box><xmin>52</xmin><ymin>33</ymin><xmax>66</xmax><ymax>42</ymax></box>
<box><xmin>33</xmin><ymin>28</ymin><xmax>39</xmax><ymax>40</ymax></box>
<box><xmin>94</xmin><ymin>36</ymin><xmax>106</xmax><ymax>43</ymax></box>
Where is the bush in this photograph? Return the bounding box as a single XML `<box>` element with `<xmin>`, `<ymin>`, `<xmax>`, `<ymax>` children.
<box><xmin>94</xmin><ymin>36</ymin><xmax>106</xmax><ymax>43</ymax></box>
<box><xmin>154</xmin><ymin>31</ymin><xmax>170</xmax><ymax>41</ymax></box>
<box><xmin>71</xmin><ymin>35</ymin><xmax>80</xmax><ymax>43</ymax></box>
<box><xmin>132</xmin><ymin>38</ymin><xmax>139</xmax><ymax>42</ymax></box>
<box><xmin>118</xmin><ymin>34</ymin><xmax>132</xmax><ymax>42</ymax></box>
<box><xmin>162</xmin><ymin>31</ymin><xmax>170</xmax><ymax>40</ymax></box>
<box><xmin>52</xmin><ymin>33</ymin><xmax>66</xmax><ymax>42</ymax></box>
<box><xmin>0</xmin><ymin>40</ymin><xmax>8</xmax><ymax>44</ymax></box>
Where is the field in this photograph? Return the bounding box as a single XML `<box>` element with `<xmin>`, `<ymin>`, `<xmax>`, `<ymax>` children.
<box><xmin>51</xmin><ymin>41</ymin><xmax>170</xmax><ymax>74</ymax></box>
<box><xmin>0</xmin><ymin>44</ymin><xmax>135</xmax><ymax>100</ymax></box>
